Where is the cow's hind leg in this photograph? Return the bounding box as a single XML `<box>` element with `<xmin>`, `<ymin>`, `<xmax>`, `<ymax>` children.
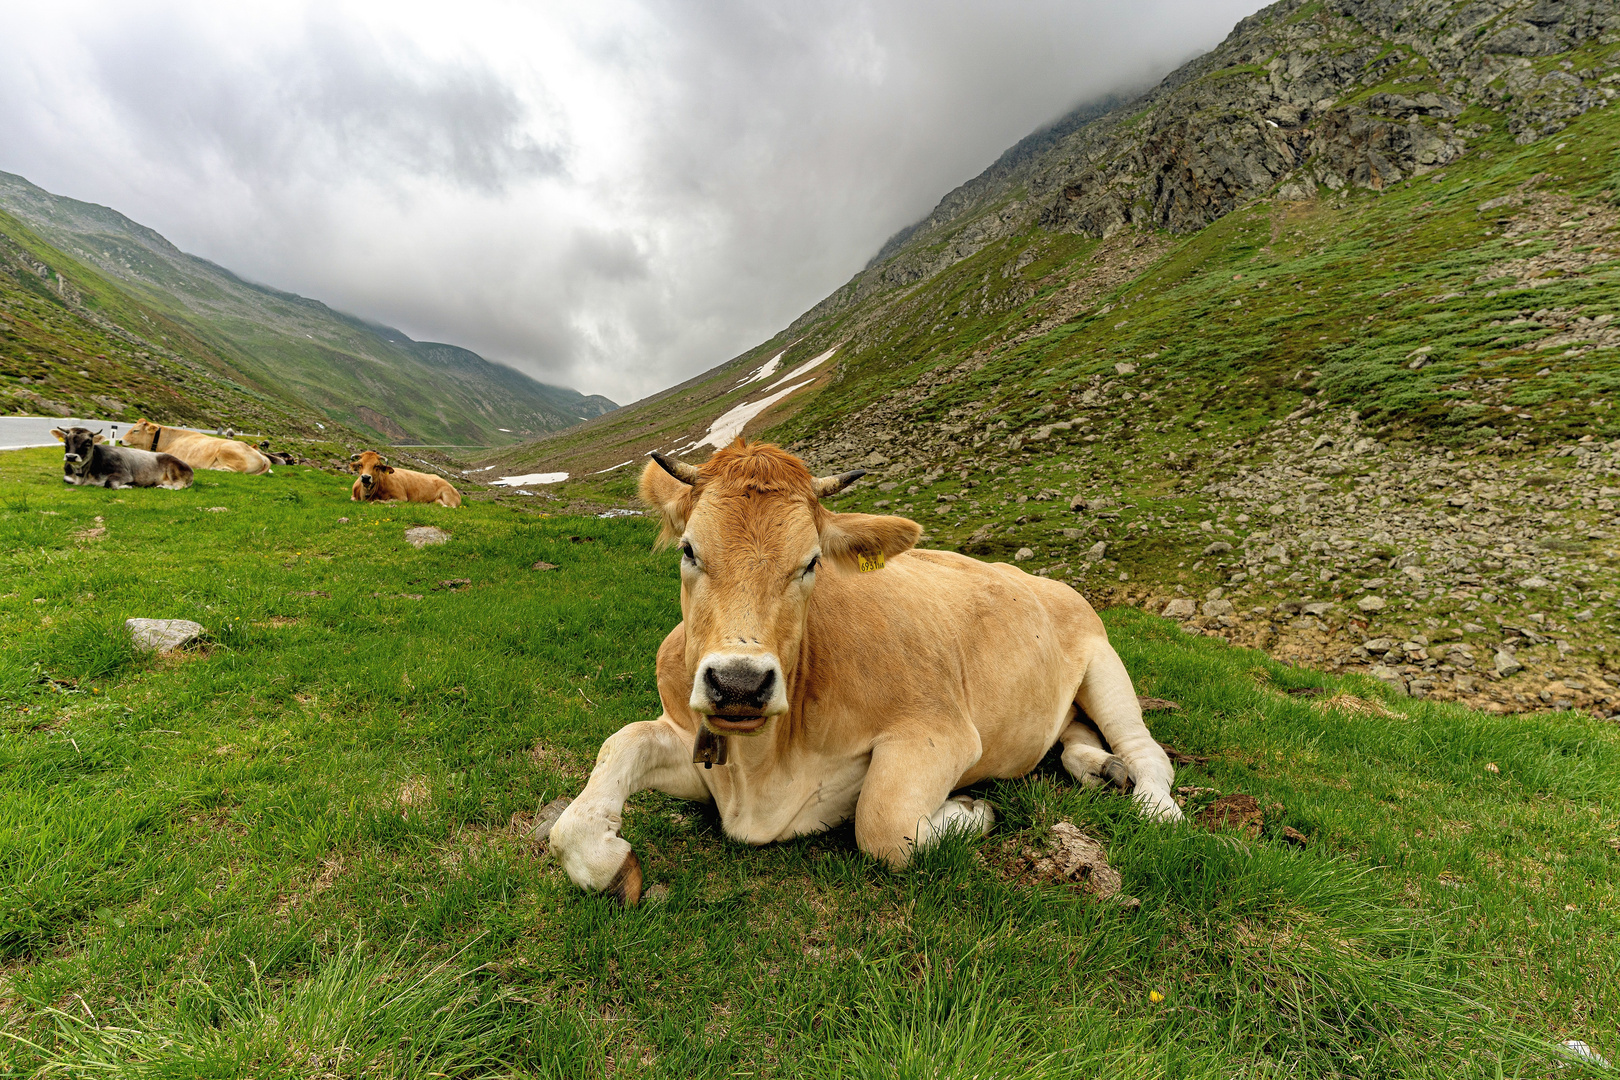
<box><xmin>549</xmin><ymin>717</ymin><xmax>711</xmax><ymax>904</ymax></box>
<box><xmin>1074</xmin><ymin>646</ymin><xmax>1182</xmax><ymax>821</ymax></box>
<box><xmin>1059</xmin><ymin>717</ymin><xmax>1130</xmax><ymax>791</ymax></box>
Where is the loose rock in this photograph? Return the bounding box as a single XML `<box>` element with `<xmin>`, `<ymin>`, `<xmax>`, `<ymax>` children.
<box><xmin>405</xmin><ymin>526</ymin><xmax>451</xmax><ymax>548</ymax></box>
<box><xmin>126</xmin><ymin>618</ymin><xmax>204</xmax><ymax>654</ymax></box>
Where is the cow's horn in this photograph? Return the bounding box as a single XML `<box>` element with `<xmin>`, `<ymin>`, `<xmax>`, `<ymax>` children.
<box><xmin>649</xmin><ymin>452</ymin><xmax>700</xmax><ymax>485</ymax></box>
<box><xmin>812</xmin><ymin>469</ymin><xmax>866</xmax><ymax>497</ymax></box>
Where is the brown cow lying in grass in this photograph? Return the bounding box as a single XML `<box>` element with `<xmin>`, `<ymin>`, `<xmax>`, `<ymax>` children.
<box><xmin>551</xmin><ymin>439</ymin><xmax>1179</xmax><ymax>903</ymax></box>
<box><xmin>349</xmin><ymin>450</ymin><xmax>462</xmax><ymax>507</ymax></box>
<box><xmin>123</xmin><ymin>419</ymin><xmax>272</xmax><ymax>474</ymax></box>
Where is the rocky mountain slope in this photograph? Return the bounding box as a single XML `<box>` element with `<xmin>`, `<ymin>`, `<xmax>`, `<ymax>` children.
<box><xmin>0</xmin><ymin>172</ymin><xmax>614</xmax><ymax>446</ymax></box>
<box><xmin>489</xmin><ymin>0</ymin><xmax>1620</xmax><ymax>722</ymax></box>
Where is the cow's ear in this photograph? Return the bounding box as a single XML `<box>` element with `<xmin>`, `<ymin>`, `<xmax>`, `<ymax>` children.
<box><xmin>377</xmin><ymin>464</ymin><xmax>393</xmax><ymax>473</ymax></box>
<box><xmin>92</xmin><ymin>433</ymin><xmax>107</xmax><ymax>444</ymax></box>
<box><xmin>817</xmin><ymin>511</ymin><xmax>921</xmax><ymax>571</ymax></box>
<box><xmin>50</xmin><ymin>429</ymin><xmax>66</xmax><ymax>442</ymax></box>
<box><xmin>639</xmin><ymin>459</ymin><xmax>693</xmax><ymax>549</ymax></box>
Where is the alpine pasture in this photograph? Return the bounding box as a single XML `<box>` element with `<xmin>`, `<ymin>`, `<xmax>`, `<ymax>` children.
<box><xmin>0</xmin><ymin>447</ymin><xmax>1615</xmax><ymax>1077</ymax></box>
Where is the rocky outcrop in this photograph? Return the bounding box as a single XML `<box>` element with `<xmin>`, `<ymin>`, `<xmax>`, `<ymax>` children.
<box><xmin>841</xmin><ymin>0</ymin><xmax>1619</xmax><ymax>283</ymax></box>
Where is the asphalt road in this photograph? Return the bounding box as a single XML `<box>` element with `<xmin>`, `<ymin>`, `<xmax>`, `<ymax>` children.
<box><xmin>0</xmin><ymin>416</ymin><xmax>223</xmax><ymax>451</ymax></box>
<box><xmin>0</xmin><ymin>416</ymin><xmax>126</xmax><ymax>451</ymax></box>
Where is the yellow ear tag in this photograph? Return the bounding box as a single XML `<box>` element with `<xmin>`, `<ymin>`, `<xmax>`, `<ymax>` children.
<box><xmin>857</xmin><ymin>551</ymin><xmax>885</xmax><ymax>573</ymax></box>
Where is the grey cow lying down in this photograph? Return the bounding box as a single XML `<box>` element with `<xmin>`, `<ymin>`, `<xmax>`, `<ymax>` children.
<box><xmin>550</xmin><ymin>439</ymin><xmax>1180</xmax><ymax>904</ymax></box>
<box><xmin>52</xmin><ymin>427</ymin><xmax>193</xmax><ymax>489</ymax></box>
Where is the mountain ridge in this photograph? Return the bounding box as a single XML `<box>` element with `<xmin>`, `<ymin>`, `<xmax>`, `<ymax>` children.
<box><xmin>0</xmin><ymin>170</ymin><xmax>614</xmax><ymax>445</ymax></box>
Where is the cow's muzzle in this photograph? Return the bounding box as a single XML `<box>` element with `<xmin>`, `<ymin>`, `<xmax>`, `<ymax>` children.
<box><xmin>360</xmin><ymin>474</ymin><xmax>374</xmax><ymax>486</ymax></box>
<box><xmin>691</xmin><ymin>654</ymin><xmax>787</xmax><ymax>733</ymax></box>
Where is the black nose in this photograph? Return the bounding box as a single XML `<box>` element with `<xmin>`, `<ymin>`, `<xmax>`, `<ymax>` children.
<box><xmin>705</xmin><ymin>662</ymin><xmax>775</xmax><ymax>711</ymax></box>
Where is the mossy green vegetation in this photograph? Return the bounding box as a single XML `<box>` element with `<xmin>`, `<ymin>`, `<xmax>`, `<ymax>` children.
<box><xmin>1</xmin><ymin>448</ymin><xmax>1614</xmax><ymax>1076</ymax></box>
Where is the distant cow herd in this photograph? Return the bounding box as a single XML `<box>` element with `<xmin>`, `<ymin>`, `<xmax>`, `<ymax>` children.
<box><xmin>49</xmin><ymin>419</ymin><xmax>464</xmax><ymax>506</ymax></box>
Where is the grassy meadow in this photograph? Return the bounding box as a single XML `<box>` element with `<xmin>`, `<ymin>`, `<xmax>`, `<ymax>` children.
<box><xmin>0</xmin><ymin>447</ymin><xmax>1616</xmax><ymax>1078</ymax></box>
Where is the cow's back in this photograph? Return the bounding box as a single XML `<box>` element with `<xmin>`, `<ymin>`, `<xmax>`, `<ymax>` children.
<box><xmin>808</xmin><ymin>549</ymin><xmax>1104</xmax><ymax>780</ymax></box>
<box><xmin>165</xmin><ymin>432</ymin><xmax>270</xmax><ymax>474</ymax></box>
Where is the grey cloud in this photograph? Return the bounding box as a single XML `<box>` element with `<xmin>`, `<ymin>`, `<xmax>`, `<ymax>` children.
<box><xmin>0</xmin><ymin>0</ymin><xmax>1262</xmax><ymax>402</ymax></box>
<box><xmin>83</xmin><ymin>15</ymin><xmax>564</xmax><ymax>191</ymax></box>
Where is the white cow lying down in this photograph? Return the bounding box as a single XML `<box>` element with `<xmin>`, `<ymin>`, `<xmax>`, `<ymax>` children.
<box><xmin>550</xmin><ymin>439</ymin><xmax>1180</xmax><ymax>903</ymax></box>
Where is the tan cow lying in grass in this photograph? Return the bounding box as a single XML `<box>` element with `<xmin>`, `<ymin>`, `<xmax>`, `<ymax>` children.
<box><xmin>551</xmin><ymin>439</ymin><xmax>1179</xmax><ymax>903</ymax></box>
<box><xmin>123</xmin><ymin>419</ymin><xmax>273</xmax><ymax>474</ymax></box>
<box><xmin>349</xmin><ymin>450</ymin><xmax>462</xmax><ymax>507</ymax></box>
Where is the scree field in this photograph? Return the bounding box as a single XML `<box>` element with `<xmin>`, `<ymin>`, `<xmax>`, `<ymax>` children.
<box><xmin>0</xmin><ymin>448</ymin><xmax>1616</xmax><ymax>1078</ymax></box>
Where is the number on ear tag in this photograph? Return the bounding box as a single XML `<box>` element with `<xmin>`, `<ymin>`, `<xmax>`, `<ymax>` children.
<box><xmin>857</xmin><ymin>551</ymin><xmax>885</xmax><ymax>573</ymax></box>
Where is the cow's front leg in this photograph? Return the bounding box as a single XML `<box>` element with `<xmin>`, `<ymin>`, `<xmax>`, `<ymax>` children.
<box><xmin>854</xmin><ymin>726</ymin><xmax>990</xmax><ymax>868</ymax></box>
<box><xmin>549</xmin><ymin>716</ymin><xmax>710</xmax><ymax>903</ymax></box>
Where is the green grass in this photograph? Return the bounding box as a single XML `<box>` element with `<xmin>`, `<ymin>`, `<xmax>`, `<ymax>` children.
<box><xmin>0</xmin><ymin>446</ymin><xmax>1616</xmax><ymax>1077</ymax></box>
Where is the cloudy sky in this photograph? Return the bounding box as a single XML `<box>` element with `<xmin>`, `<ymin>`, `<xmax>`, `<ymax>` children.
<box><xmin>1</xmin><ymin>0</ymin><xmax>1260</xmax><ymax>404</ymax></box>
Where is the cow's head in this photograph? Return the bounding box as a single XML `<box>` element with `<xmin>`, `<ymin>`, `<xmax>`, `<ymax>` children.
<box><xmin>640</xmin><ymin>439</ymin><xmax>919</xmax><ymax>734</ymax></box>
<box><xmin>350</xmin><ymin>450</ymin><xmax>393</xmax><ymax>493</ymax></box>
<box><xmin>123</xmin><ymin>419</ymin><xmax>161</xmax><ymax>451</ymax></box>
<box><xmin>52</xmin><ymin>427</ymin><xmax>104</xmax><ymax>471</ymax></box>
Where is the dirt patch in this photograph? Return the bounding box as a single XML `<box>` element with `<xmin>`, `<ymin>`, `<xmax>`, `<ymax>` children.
<box><xmin>1197</xmin><ymin>794</ymin><xmax>1264</xmax><ymax>839</ymax></box>
<box><xmin>396</xmin><ymin>777</ymin><xmax>430</xmax><ymax>814</ymax></box>
<box><xmin>527</xmin><ymin>741</ymin><xmax>588</xmax><ymax>782</ymax></box>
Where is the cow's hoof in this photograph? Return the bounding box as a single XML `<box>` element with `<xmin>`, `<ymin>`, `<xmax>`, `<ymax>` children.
<box><xmin>607</xmin><ymin>850</ymin><xmax>643</xmax><ymax>906</ymax></box>
<box><xmin>1103</xmin><ymin>755</ymin><xmax>1132</xmax><ymax>792</ymax></box>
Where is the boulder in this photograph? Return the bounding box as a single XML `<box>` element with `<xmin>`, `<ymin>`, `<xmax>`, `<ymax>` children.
<box><xmin>1202</xmin><ymin>598</ymin><xmax>1236</xmax><ymax>617</ymax></box>
<box><xmin>126</xmin><ymin>618</ymin><xmax>204</xmax><ymax>654</ymax></box>
<box><xmin>1356</xmin><ymin>595</ymin><xmax>1388</xmax><ymax>612</ymax></box>
<box><xmin>1014</xmin><ymin>547</ymin><xmax>1035</xmax><ymax>562</ymax></box>
<box><xmin>405</xmin><ymin>526</ymin><xmax>451</xmax><ymax>548</ymax></box>
<box><xmin>1162</xmin><ymin>598</ymin><xmax>1197</xmax><ymax>618</ymax></box>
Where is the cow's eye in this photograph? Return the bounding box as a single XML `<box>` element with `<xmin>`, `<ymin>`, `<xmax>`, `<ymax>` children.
<box><xmin>680</xmin><ymin>541</ymin><xmax>696</xmax><ymax>562</ymax></box>
<box><xmin>803</xmin><ymin>556</ymin><xmax>819</xmax><ymax>578</ymax></box>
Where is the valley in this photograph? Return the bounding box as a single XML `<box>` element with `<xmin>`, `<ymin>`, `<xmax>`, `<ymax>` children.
<box><xmin>480</xmin><ymin>0</ymin><xmax>1620</xmax><ymax>723</ymax></box>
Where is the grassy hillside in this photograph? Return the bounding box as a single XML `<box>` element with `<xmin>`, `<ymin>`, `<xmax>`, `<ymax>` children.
<box><xmin>0</xmin><ymin>172</ymin><xmax>615</xmax><ymax>446</ymax></box>
<box><xmin>0</xmin><ymin>206</ymin><xmax>333</xmax><ymax>437</ymax></box>
<box><xmin>483</xmin><ymin>0</ymin><xmax>1620</xmax><ymax>722</ymax></box>
<box><xmin>0</xmin><ymin>447</ymin><xmax>1614</xmax><ymax>1076</ymax></box>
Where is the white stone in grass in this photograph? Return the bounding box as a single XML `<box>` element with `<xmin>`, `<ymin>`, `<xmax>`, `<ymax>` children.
<box><xmin>1560</xmin><ymin>1040</ymin><xmax>1610</xmax><ymax>1068</ymax></box>
<box><xmin>1014</xmin><ymin>547</ymin><xmax>1035</xmax><ymax>562</ymax></box>
<box><xmin>404</xmin><ymin>526</ymin><xmax>451</xmax><ymax>548</ymax></box>
<box><xmin>1494</xmin><ymin>651</ymin><xmax>1524</xmax><ymax>677</ymax></box>
<box><xmin>1202</xmin><ymin>599</ymin><xmax>1235</xmax><ymax>617</ymax></box>
<box><xmin>1357</xmin><ymin>595</ymin><xmax>1387</xmax><ymax>612</ymax></box>
<box><xmin>1162</xmin><ymin>598</ymin><xmax>1197</xmax><ymax>618</ymax></box>
<box><xmin>1519</xmin><ymin>575</ymin><xmax>1551</xmax><ymax>589</ymax></box>
<box><xmin>126</xmin><ymin>618</ymin><xmax>204</xmax><ymax>654</ymax></box>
